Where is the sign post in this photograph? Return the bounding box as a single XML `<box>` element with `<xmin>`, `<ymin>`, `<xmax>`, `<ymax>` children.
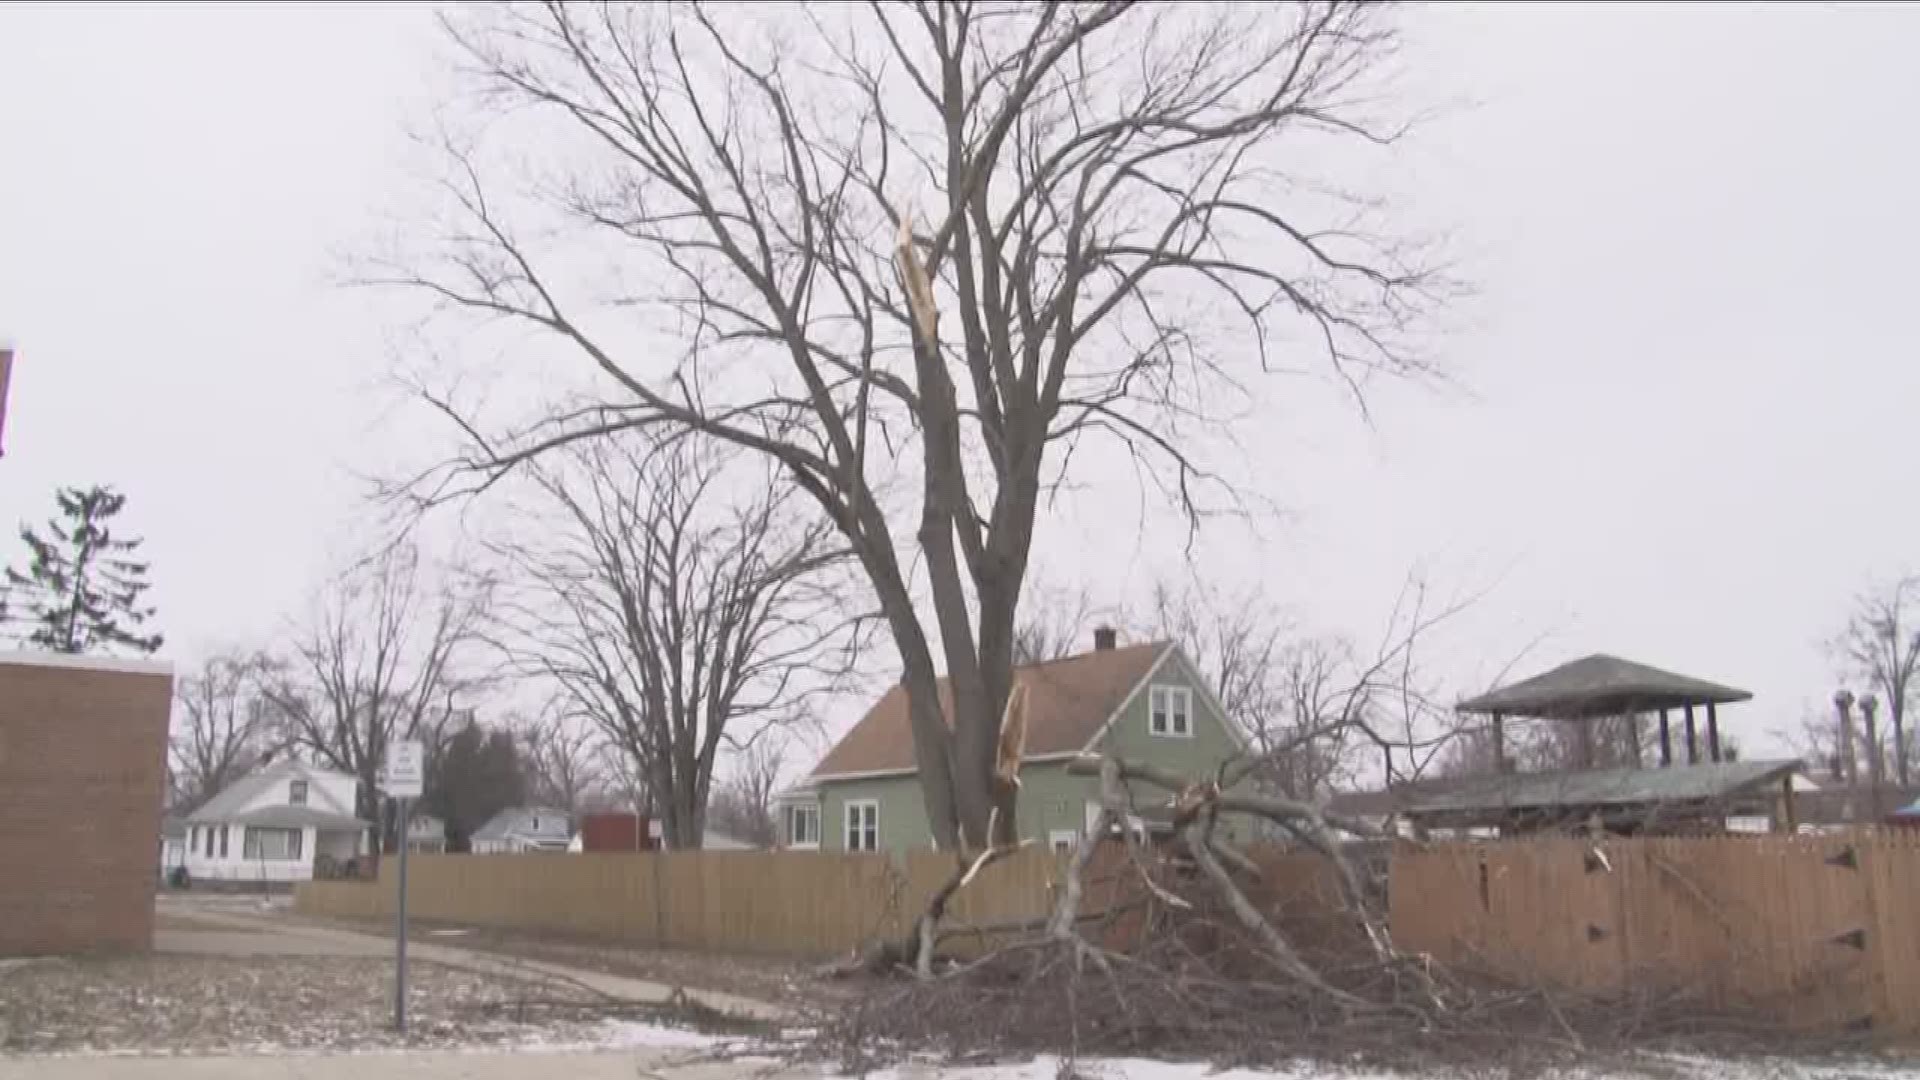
<box><xmin>382</xmin><ymin>739</ymin><xmax>425</xmax><ymax>1034</ymax></box>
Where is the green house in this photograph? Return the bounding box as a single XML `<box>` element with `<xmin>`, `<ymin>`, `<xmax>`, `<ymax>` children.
<box><xmin>775</xmin><ymin>632</ymin><xmax>1250</xmax><ymax>856</ymax></box>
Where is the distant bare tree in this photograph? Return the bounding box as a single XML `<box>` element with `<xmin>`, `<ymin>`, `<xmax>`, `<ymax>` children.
<box><xmin>393</xmin><ymin>1</ymin><xmax>1439</xmax><ymax>861</ymax></box>
<box><xmin>597</xmin><ymin>742</ymin><xmax>653</xmax><ymax>816</ymax></box>
<box><xmin>1779</xmin><ymin>705</ymin><xmax>1851</xmax><ymax>782</ymax></box>
<box><xmin>706</xmin><ymin>736</ymin><xmax>785</xmax><ymax>848</ymax></box>
<box><xmin>520</xmin><ymin>712</ymin><xmax>606</xmax><ymax>815</ymax></box>
<box><xmin>170</xmin><ymin>650</ymin><xmax>281</xmax><ymax>811</ymax></box>
<box><xmin>265</xmin><ymin>543</ymin><xmax>489</xmax><ymax>839</ymax></box>
<box><xmin>1833</xmin><ymin>576</ymin><xmax>1920</xmax><ymax>786</ymax></box>
<box><xmin>1011</xmin><ymin>584</ymin><xmax>1101</xmax><ymax>665</ymax></box>
<box><xmin>486</xmin><ymin>431</ymin><xmax>861</xmax><ymax>849</ymax></box>
<box><xmin>1145</xmin><ymin>576</ymin><xmax>1472</xmax><ymax>798</ymax></box>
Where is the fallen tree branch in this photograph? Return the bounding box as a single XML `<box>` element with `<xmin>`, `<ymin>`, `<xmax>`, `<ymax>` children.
<box><xmin>1182</xmin><ymin>819</ymin><xmax>1370</xmax><ymax>1010</ymax></box>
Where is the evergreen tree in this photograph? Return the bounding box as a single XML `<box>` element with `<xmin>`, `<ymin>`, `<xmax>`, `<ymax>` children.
<box><xmin>422</xmin><ymin>720</ymin><xmax>528</xmax><ymax>852</ymax></box>
<box><xmin>5</xmin><ymin>485</ymin><xmax>163</xmax><ymax>655</ymax></box>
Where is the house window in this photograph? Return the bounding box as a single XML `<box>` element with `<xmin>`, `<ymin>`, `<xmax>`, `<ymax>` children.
<box><xmin>203</xmin><ymin>826</ymin><xmax>214</xmax><ymax>857</ymax></box>
<box><xmin>1048</xmin><ymin>830</ymin><xmax>1079</xmax><ymax>854</ymax></box>
<box><xmin>289</xmin><ymin>780</ymin><xmax>308</xmax><ymax>806</ymax></box>
<box><xmin>244</xmin><ymin>827</ymin><xmax>305</xmax><ymax>861</ymax></box>
<box><xmin>787</xmin><ymin>804</ymin><xmax>820</xmax><ymax>848</ymax></box>
<box><xmin>845</xmin><ymin>801</ymin><xmax>879</xmax><ymax>852</ymax></box>
<box><xmin>219</xmin><ymin>825</ymin><xmax>230</xmax><ymax>859</ymax></box>
<box><xmin>1149</xmin><ymin>685</ymin><xmax>1192</xmax><ymax>737</ymax></box>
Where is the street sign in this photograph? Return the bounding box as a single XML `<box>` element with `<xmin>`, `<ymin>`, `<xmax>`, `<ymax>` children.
<box><xmin>383</xmin><ymin>739</ymin><xmax>424</xmax><ymax>798</ymax></box>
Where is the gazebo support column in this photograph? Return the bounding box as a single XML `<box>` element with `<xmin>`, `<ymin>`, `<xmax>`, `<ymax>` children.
<box><xmin>1659</xmin><ymin>709</ymin><xmax>1672</xmax><ymax>767</ymax></box>
<box><xmin>1491</xmin><ymin>712</ymin><xmax>1506</xmax><ymax>773</ymax></box>
<box><xmin>1685</xmin><ymin>705</ymin><xmax>1699</xmax><ymax>765</ymax></box>
<box><xmin>1707</xmin><ymin>702</ymin><xmax>1722</xmax><ymax>762</ymax></box>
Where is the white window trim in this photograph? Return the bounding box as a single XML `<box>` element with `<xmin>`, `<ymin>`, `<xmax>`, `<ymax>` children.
<box><xmin>845</xmin><ymin>799</ymin><xmax>879</xmax><ymax>853</ymax></box>
<box><xmin>787</xmin><ymin>803</ymin><xmax>821</xmax><ymax>850</ymax></box>
<box><xmin>1149</xmin><ymin>684</ymin><xmax>1193</xmax><ymax>738</ymax></box>
<box><xmin>1048</xmin><ymin>829</ymin><xmax>1080</xmax><ymax>854</ymax></box>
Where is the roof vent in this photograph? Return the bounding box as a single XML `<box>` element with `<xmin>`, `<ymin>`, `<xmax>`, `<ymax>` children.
<box><xmin>1093</xmin><ymin>626</ymin><xmax>1117</xmax><ymax>651</ymax></box>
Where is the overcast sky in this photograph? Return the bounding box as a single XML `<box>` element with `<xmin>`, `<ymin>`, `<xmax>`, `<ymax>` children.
<box><xmin>3</xmin><ymin>1</ymin><xmax>1917</xmax><ymax>758</ymax></box>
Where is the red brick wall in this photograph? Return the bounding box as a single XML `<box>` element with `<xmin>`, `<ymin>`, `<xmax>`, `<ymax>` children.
<box><xmin>0</xmin><ymin>656</ymin><xmax>171</xmax><ymax>954</ymax></box>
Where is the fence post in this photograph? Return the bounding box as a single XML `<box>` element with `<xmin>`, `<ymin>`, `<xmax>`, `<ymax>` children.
<box><xmin>1861</xmin><ymin>831</ymin><xmax>1890</xmax><ymax>1033</ymax></box>
<box><xmin>651</xmin><ymin>850</ymin><xmax>667</xmax><ymax>948</ymax></box>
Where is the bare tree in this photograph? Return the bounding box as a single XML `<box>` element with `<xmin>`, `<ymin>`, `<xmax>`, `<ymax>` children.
<box><xmin>1146</xmin><ymin>575</ymin><xmax>1477</xmax><ymax>800</ymax></box>
<box><xmin>169</xmin><ymin>650</ymin><xmax>281</xmax><ymax>811</ymax></box>
<box><xmin>485</xmin><ymin>431</ymin><xmax>860</xmax><ymax>849</ymax></box>
<box><xmin>1011</xmin><ymin>583</ymin><xmax>1101</xmax><ymax>665</ymax></box>
<box><xmin>1833</xmin><ymin>575</ymin><xmax>1920</xmax><ymax>786</ymax></box>
<box><xmin>706</xmin><ymin>736</ymin><xmax>785</xmax><ymax>848</ymax></box>
<box><xmin>1778</xmin><ymin>704</ymin><xmax>1851</xmax><ymax>782</ymax></box>
<box><xmin>393</xmin><ymin>1</ymin><xmax>1437</xmax><ymax>861</ymax></box>
<box><xmin>265</xmin><ymin>543</ymin><xmax>489</xmax><ymax>838</ymax></box>
<box><xmin>597</xmin><ymin>740</ymin><xmax>653</xmax><ymax>816</ymax></box>
<box><xmin>519</xmin><ymin>711</ymin><xmax>608</xmax><ymax>815</ymax></box>
<box><xmin>1142</xmin><ymin>580</ymin><xmax>1355</xmax><ymax>797</ymax></box>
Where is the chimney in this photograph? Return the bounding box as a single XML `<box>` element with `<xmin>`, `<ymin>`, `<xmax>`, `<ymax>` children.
<box><xmin>1093</xmin><ymin>626</ymin><xmax>1117</xmax><ymax>651</ymax></box>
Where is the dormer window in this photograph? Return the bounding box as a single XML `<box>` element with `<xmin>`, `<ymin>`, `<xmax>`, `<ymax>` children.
<box><xmin>1149</xmin><ymin>685</ymin><xmax>1192</xmax><ymax>737</ymax></box>
<box><xmin>289</xmin><ymin>780</ymin><xmax>308</xmax><ymax>806</ymax></box>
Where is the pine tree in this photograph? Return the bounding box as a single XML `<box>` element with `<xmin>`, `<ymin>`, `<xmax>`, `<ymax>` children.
<box><xmin>5</xmin><ymin>485</ymin><xmax>163</xmax><ymax>655</ymax></box>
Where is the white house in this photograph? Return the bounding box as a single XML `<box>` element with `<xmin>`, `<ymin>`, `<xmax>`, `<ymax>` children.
<box><xmin>406</xmin><ymin>812</ymin><xmax>448</xmax><ymax>853</ymax></box>
<box><xmin>183</xmin><ymin>759</ymin><xmax>370</xmax><ymax>883</ymax></box>
<box><xmin>159</xmin><ymin>817</ymin><xmax>187</xmax><ymax>878</ymax></box>
<box><xmin>471</xmin><ymin>806</ymin><xmax>572</xmax><ymax>853</ymax></box>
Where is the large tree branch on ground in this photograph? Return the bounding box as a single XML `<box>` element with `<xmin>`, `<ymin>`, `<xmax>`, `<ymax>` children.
<box><xmin>1065</xmin><ymin>753</ymin><xmax>1383</xmax><ymax>840</ymax></box>
<box><xmin>1182</xmin><ymin>818</ymin><xmax>1366</xmax><ymax>1008</ymax></box>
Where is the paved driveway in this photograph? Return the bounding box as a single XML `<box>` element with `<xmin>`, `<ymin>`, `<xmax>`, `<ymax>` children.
<box><xmin>152</xmin><ymin>898</ymin><xmax>787</xmax><ymax>1021</ymax></box>
<box><xmin>4</xmin><ymin>898</ymin><xmax>802</xmax><ymax>1078</ymax></box>
<box><xmin>157</xmin><ymin>924</ymin><xmax>389</xmax><ymax>957</ymax></box>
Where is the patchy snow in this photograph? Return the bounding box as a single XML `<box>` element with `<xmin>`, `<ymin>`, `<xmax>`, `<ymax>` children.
<box><xmin>836</xmin><ymin>1055</ymin><xmax>1920</xmax><ymax>1080</ymax></box>
<box><xmin>507</xmin><ymin>1018</ymin><xmax>730</xmax><ymax>1054</ymax></box>
<box><xmin>845</xmin><ymin>1061</ymin><xmax>1388</xmax><ymax>1080</ymax></box>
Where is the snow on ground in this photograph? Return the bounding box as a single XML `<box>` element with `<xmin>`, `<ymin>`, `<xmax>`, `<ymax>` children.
<box><xmin>507</xmin><ymin>1018</ymin><xmax>736</xmax><ymax>1055</ymax></box>
<box><xmin>836</xmin><ymin>1054</ymin><xmax>1920</xmax><ymax>1080</ymax></box>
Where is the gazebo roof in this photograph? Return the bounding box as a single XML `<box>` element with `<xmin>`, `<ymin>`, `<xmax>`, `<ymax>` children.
<box><xmin>1397</xmin><ymin>760</ymin><xmax>1799</xmax><ymax>820</ymax></box>
<box><xmin>1457</xmin><ymin>653</ymin><xmax>1752</xmax><ymax>720</ymax></box>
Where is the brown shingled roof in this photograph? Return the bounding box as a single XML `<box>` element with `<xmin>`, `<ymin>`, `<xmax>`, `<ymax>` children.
<box><xmin>811</xmin><ymin>641</ymin><xmax>1172</xmax><ymax>778</ymax></box>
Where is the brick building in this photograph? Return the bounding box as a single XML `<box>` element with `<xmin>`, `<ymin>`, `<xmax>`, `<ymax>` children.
<box><xmin>0</xmin><ymin>651</ymin><xmax>172</xmax><ymax>954</ymax></box>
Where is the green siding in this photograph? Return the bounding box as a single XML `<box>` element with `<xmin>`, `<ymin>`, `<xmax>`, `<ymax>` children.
<box><xmin>814</xmin><ymin>763</ymin><xmax>1101</xmax><ymax>855</ymax></box>
<box><xmin>818</xmin><ymin>775</ymin><xmax>931</xmax><ymax>853</ymax></box>
<box><xmin>1092</xmin><ymin>650</ymin><xmax>1241</xmax><ymax>772</ymax></box>
<box><xmin>805</xmin><ymin>648</ymin><xmax>1251</xmax><ymax>856</ymax></box>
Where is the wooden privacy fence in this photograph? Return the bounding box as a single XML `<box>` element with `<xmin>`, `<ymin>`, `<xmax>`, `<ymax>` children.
<box><xmin>297</xmin><ymin>844</ymin><xmax>1349</xmax><ymax>960</ymax></box>
<box><xmin>301</xmin><ymin>847</ymin><xmax>1085</xmax><ymax>958</ymax></box>
<box><xmin>1391</xmin><ymin>831</ymin><xmax>1920</xmax><ymax>1034</ymax></box>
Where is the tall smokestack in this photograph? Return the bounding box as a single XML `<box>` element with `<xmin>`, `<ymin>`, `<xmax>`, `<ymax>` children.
<box><xmin>1836</xmin><ymin>689</ymin><xmax>1857</xmax><ymax>787</ymax></box>
<box><xmin>1863</xmin><ymin>693</ymin><xmax>1886</xmax><ymax>821</ymax></box>
<box><xmin>0</xmin><ymin>344</ymin><xmax>14</xmax><ymax>459</ymax></box>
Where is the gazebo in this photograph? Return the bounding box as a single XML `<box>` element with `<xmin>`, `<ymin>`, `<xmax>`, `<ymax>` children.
<box><xmin>1456</xmin><ymin>653</ymin><xmax>1754</xmax><ymax>770</ymax></box>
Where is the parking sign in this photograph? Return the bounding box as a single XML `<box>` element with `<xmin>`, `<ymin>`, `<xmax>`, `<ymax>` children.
<box><xmin>383</xmin><ymin>739</ymin><xmax>424</xmax><ymax>798</ymax></box>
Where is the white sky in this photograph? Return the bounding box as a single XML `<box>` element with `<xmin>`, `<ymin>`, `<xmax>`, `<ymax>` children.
<box><xmin>3</xmin><ymin>1</ymin><xmax>1917</xmax><ymax>758</ymax></box>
